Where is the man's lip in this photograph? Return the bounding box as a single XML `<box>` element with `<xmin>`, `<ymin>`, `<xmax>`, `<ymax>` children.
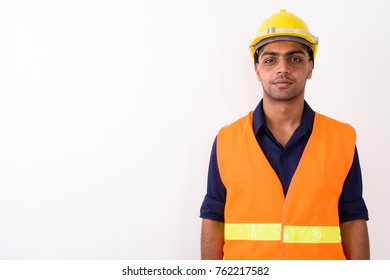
<box><xmin>273</xmin><ymin>80</ymin><xmax>292</xmax><ymax>88</ymax></box>
<box><xmin>274</xmin><ymin>80</ymin><xmax>292</xmax><ymax>84</ymax></box>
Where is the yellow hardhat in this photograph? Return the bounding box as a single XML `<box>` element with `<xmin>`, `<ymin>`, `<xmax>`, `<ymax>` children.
<box><xmin>250</xmin><ymin>9</ymin><xmax>319</xmax><ymax>61</ymax></box>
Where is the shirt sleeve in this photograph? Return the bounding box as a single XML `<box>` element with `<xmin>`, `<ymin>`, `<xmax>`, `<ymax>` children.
<box><xmin>338</xmin><ymin>147</ymin><xmax>369</xmax><ymax>223</ymax></box>
<box><xmin>199</xmin><ymin>136</ymin><xmax>226</xmax><ymax>222</ymax></box>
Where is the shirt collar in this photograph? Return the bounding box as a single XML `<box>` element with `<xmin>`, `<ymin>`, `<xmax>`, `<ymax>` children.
<box><xmin>252</xmin><ymin>99</ymin><xmax>315</xmax><ymax>136</ymax></box>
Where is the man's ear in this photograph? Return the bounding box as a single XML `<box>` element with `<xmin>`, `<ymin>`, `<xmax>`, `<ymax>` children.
<box><xmin>307</xmin><ymin>60</ymin><xmax>314</xmax><ymax>80</ymax></box>
<box><xmin>255</xmin><ymin>63</ymin><xmax>261</xmax><ymax>81</ymax></box>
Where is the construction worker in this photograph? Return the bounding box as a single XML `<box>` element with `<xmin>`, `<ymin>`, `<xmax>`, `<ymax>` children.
<box><xmin>200</xmin><ymin>9</ymin><xmax>370</xmax><ymax>260</ymax></box>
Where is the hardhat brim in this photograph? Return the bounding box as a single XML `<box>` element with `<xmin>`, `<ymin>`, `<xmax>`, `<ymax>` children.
<box><xmin>249</xmin><ymin>28</ymin><xmax>319</xmax><ymax>60</ymax></box>
<box><xmin>252</xmin><ymin>35</ymin><xmax>315</xmax><ymax>57</ymax></box>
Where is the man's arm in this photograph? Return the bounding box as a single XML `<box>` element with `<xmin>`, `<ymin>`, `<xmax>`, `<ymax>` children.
<box><xmin>340</xmin><ymin>219</ymin><xmax>370</xmax><ymax>259</ymax></box>
<box><xmin>201</xmin><ymin>218</ymin><xmax>224</xmax><ymax>260</ymax></box>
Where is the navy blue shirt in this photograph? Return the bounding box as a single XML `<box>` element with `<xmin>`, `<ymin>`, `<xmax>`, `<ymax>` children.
<box><xmin>200</xmin><ymin>100</ymin><xmax>369</xmax><ymax>224</ymax></box>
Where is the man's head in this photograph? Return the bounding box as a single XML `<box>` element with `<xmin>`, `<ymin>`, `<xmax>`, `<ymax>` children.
<box><xmin>249</xmin><ymin>9</ymin><xmax>317</xmax><ymax>103</ymax></box>
<box><xmin>255</xmin><ymin>40</ymin><xmax>314</xmax><ymax>102</ymax></box>
<box><xmin>250</xmin><ymin>9</ymin><xmax>318</xmax><ymax>64</ymax></box>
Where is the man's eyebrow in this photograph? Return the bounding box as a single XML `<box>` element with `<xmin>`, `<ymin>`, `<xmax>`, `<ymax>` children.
<box><xmin>260</xmin><ymin>50</ymin><xmax>307</xmax><ymax>58</ymax></box>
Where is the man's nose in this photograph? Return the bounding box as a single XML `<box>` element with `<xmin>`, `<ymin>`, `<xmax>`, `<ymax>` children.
<box><xmin>276</xmin><ymin>58</ymin><xmax>291</xmax><ymax>74</ymax></box>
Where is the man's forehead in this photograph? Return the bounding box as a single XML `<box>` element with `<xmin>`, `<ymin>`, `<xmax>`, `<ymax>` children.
<box><xmin>261</xmin><ymin>41</ymin><xmax>309</xmax><ymax>54</ymax></box>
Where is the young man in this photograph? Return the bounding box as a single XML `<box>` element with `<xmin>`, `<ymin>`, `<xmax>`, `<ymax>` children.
<box><xmin>200</xmin><ymin>9</ymin><xmax>369</xmax><ymax>260</ymax></box>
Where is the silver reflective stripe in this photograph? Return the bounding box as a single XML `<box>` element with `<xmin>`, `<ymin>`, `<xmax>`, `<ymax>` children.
<box><xmin>225</xmin><ymin>223</ymin><xmax>342</xmax><ymax>244</ymax></box>
<box><xmin>225</xmin><ymin>223</ymin><xmax>281</xmax><ymax>241</ymax></box>
<box><xmin>253</xmin><ymin>36</ymin><xmax>314</xmax><ymax>52</ymax></box>
<box><xmin>257</xmin><ymin>27</ymin><xmax>318</xmax><ymax>43</ymax></box>
<box><xmin>252</xmin><ymin>27</ymin><xmax>318</xmax><ymax>52</ymax></box>
<box><xmin>283</xmin><ymin>226</ymin><xmax>342</xmax><ymax>244</ymax></box>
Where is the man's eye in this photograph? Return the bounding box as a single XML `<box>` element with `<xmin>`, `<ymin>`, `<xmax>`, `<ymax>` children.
<box><xmin>264</xmin><ymin>58</ymin><xmax>276</xmax><ymax>64</ymax></box>
<box><xmin>291</xmin><ymin>57</ymin><xmax>302</xmax><ymax>62</ymax></box>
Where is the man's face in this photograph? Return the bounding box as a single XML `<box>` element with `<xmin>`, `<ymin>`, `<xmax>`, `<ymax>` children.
<box><xmin>255</xmin><ymin>41</ymin><xmax>314</xmax><ymax>103</ymax></box>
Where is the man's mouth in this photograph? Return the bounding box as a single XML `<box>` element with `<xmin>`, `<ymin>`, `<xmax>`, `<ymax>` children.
<box><xmin>273</xmin><ymin>80</ymin><xmax>292</xmax><ymax>88</ymax></box>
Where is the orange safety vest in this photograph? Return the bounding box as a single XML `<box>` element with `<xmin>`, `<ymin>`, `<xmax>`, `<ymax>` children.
<box><xmin>217</xmin><ymin>112</ymin><xmax>356</xmax><ymax>260</ymax></box>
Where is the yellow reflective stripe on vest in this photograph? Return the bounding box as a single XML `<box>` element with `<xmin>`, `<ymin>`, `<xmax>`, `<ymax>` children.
<box><xmin>225</xmin><ymin>223</ymin><xmax>281</xmax><ymax>241</ymax></box>
<box><xmin>283</xmin><ymin>226</ymin><xmax>341</xmax><ymax>243</ymax></box>
<box><xmin>225</xmin><ymin>224</ymin><xmax>341</xmax><ymax>243</ymax></box>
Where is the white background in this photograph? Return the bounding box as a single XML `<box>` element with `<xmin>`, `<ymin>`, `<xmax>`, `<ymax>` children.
<box><xmin>0</xmin><ymin>0</ymin><xmax>388</xmax><ymax>259</ymax></box>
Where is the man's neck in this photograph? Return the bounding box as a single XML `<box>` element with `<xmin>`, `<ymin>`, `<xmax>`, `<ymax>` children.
<box><xmin>262</xmin><ymin>97</ymin><xmax>305</xmax><ymax>147</ymax></box>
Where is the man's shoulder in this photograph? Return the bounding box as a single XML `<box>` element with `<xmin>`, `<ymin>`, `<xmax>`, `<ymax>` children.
<box><xmin>314</xmin><ymin>112</ymin><xmax>354</xmax><ymax>128</ymax></box>
<box><xmin>220</xmin><ymin>112</ymin><xmax>253</xmax><ymax>131</ymax></box>
<box><xmin>314</xmin><ymin>112</ymin><xmax>356</xmax><ymax>138</ymax></box>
